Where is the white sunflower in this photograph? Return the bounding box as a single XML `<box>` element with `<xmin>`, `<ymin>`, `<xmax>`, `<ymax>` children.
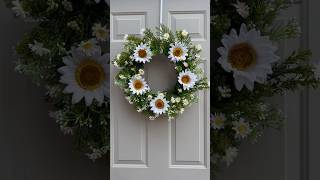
<box><xmin>178</xmin><ymin>70</ymin><xmax>198</xmax><ymax>90</ymax></box>
<box><xmin>168</xmin><ymin>42</ymin><xmax>188</xmax><ymax>63</ymax></box>
<box><xmin>217</xmin><ymin>23</ymin><xmax>279</xmax><ymax>91</ymax></box>
<box><xmin>58</xmin><ymin>47</ymin><xmax>109</xmax><ymax>106</ymax></box>
<box><xmin>150</xmin><ymin>95</ymin><xmax>169</xmax><ymax>115</ymax></box>
<box><xmin>128</xmin><ymin>75</ymin><xmax>149</xmax><ymax>95</ymax></box>
<box><xmin>133</xmin><ymin>43</ymin><xmax>152</xmax><ymax>63</ymax></box>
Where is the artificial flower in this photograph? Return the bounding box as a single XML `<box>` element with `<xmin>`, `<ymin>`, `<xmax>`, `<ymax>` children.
<box><xmin>223</xmin><ymin>147</ymin><xmax>238</xmax><ymax>166</ymax></box>
<box><xmin>150</xmin><ymin>94</ymin><xmax>169</xmax><ymax>115</ymax></box>
<box><xmin>178</xmin><ymin>70</ymin><xmax>198</xmax><ymax>90</ymax></box>
<box><xmin>79</xmin><ymin>39</ymin><xmax>100</xmax><ymax>56</ymax></box>
<box><xmin>58</xmin><ymin>47</ymin><xmax>109</xmax><ymax>106</ymax></box>
<box><xmin>217</xmin><ymin>23</ymin><xmax>279</xmax><ymax>91</ymax></box>
<box><xmin>210</xmin><ymin>113</ymin><xmax>226</xmax><ymax>130</ymax></box>
<box><xmin>168</xmin><ymin>42</ymin><xmax>188</xmax><ymax>62</ymax></box>
<box><xmin>232</xmin><ymin>118</ymin><xmax>252</xmax><ymax>138</ymax></box>
<box><xmin>128</xmin><ymin>75</ymin><xmax>149</xmax><ymax>95</ymax></box>
<box><xmin>233</xmin><ymin>1</ymin><xmax>250</xmax><ymax>18</ymax></box>
<box><xmin>133</xmin><ymin>43</ymin><xmax>152</xmax><ymax>63</ymax></box>
<box><xmin>92</xmin><ymin>23</ymin><xmax>109</xmax><ymax>41</ymax></box>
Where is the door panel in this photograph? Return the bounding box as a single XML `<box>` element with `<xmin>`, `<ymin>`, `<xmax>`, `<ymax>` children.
<box><xmin>110</xmin><ymin>0</ymin><xmax>210</xmax><ymax>179</ymax></box>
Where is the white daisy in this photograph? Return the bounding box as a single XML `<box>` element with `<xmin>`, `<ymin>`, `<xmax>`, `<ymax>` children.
<box><xmin>178</xmin><ymin>70</ymin><xmax>198</xmax><ymax>90</ymax></box>
<box><xmin>168</xmin><ymin>42</ymin><xmax>188</xmax><ymax>63</ymax></box>
<box><xmin>150</xmin><ymin>95</ymin><xmax>169</xmax><ymax>115</ymax></box>
<box><xmin>233</xmin><ymin>1</ymin><xmax>250</xmax><ymax>18</ymax></box>
<box><xmin>28</xmin><ymin>40</ymin><xmax>50</xmax><ymax>56</ymax></box>
<box><xmin>58</xmin><ymin>47</ymin><xmax>109</xmax><ymax>106</ymax></box>
<box><xmin>79</xmin><ymin>39</ymin><xmax>100</xmax><ymax>56</ymax></box>
<box><xmin>217</xmin><ymin>23</ymin><xmax>279</xmax><ymax>91</ymax></box>
<box><xmin>210</xmin><ymin>113</ymin><xmax>226</xmax><ymax>130</ymax></box>
<box><xmin>12</xmin><ymin>0</ymin><xmax>27</xmax><ymax>18</ymax></box>
<box><xmin>133</xmin><ymin>43</ymin><xmax>152</xmax><ymax>63</ymax></box>
<box><xmin>232</xmin><ymin>118</ymin><xmax>252</xmax><ymax>138</ymax></box>
<box><xmin>223</xmin><ymin>147</ymin><xmax>238</xmax><ymax>166</ymax></box>
<box><xmin>92</xmin><ymin>23</ymin><xmax>109</xmax><ymax>41</ymax></box>
<box><xmin>128</xmin><ymin>75</ymin><xmax>149</xmax><ymax>95</ymax></box>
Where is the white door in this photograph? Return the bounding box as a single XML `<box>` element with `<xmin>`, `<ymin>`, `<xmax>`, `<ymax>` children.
<box><xmin>110</xmin><ymin>0</ymin><xmax>210</xmax><ymax>180</ymax></box>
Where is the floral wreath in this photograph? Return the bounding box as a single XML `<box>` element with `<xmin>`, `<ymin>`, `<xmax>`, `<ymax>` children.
<box><xmin>113</xmin><ymin>26</ymin><xmax>209</xmax><ymax>120</ymax></box>
<box><xmin>5</xmin><ymin>0</ymin><xmax>320</xmax><ymax>176</ymax></box>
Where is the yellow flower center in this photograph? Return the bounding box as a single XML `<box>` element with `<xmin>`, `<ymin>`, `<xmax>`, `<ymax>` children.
<box><xmin>228</xmin><ymin>43</ymin><xmax>257</xmax><ymax>71</ymax></box>
<box><xmin>138</xmin><ymin>49</ymin><xmax>147</xmax><ymax>58</ymax></box>
<box><xmin>75</xmin><ymin>59</ymin><xmax>105</xmax><ymax>91</ymax></box>
<box><xmin>133</xmin><ymin>80</ymin><xmax>144</xmax><ymax>90</ymax></box>
<box><xmin>82</xmin><ymin>42</ymin><xmax>93</xmax><ymax>50</ymax></box>
<box><xmin>155</xmin><ymin>99</ymin><xmax>165</xmax><ymax>109</ymax></box>
<box><xmin>98</xmin><ymin>29</ymin><xmax>107</xmax><ymax>38</ymax></box>
<box><xmin>238</xmin><ymin>124</ymin><xmax>248</xmax><ymax>135</ymax></box>
<box><xmin>215</xmin><ymin>117</ymin><xmax>224</xmax><ymax>126</ymax></box>
<box><xmin>173</xmin><ymin>47</ymin><xmax>183</xmax><ymax>57</ymax></box>
<box><xmin>181</xmin><ymin>75</ymin><xmax>191</xmax><ymax>84</ymax></box>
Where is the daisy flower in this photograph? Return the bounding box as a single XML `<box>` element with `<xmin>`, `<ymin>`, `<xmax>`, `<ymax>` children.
<box><xmin>232</xmin><ymin>118</ymin><xmax>252</xmax><ymax>138</ymax></box>
<box><xmin>133</xmin><ymin>43</ymin><xmax>152</xmax><ymax>63</ymax></box>
<box><xmin>210</xmin><ymin>113</ymin><xmax>226</xmax><ymax>130</ymax></box>
<box><xmin>178</xmin><ymin>70</ymin><xmax>198</xmax><ymax>90</ymax></box>
<box><xmin>150</xmin><ymin>94</ymin><xmax>169</xmax><ymax>115</ymax></box>
<box><xmin>79</xmin><ymin>39</ymin><xmax>100</xmax><ymax>56</ymax></box>
<box><xmin>168</xmin><ymin>42</ymin><xmax>188</xmax><ymax>63</ymax></box>
<box><xmin>92</xmin><ymin>23</ymin><xmax>109</xmax><ymax>41</ymax></box>
<box><xmin>58</xmin><ymin>47</ymin><xmax>109</xmax><ymax>106</ymax></box>
<box><xmin>217</xmin><ymin>23</ymin><xmax>279</xmax><ymax>91</ymax></box>
<box><xmin>128</xmin><ymin>75</ymin><xmax>149</xmax><ymax>95</ymax></box>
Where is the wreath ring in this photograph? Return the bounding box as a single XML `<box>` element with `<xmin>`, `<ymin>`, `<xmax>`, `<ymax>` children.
<box><xmin>113</xmin><ymin>26</ymin><xmax>209</xmax><ymax>120</ymax></box>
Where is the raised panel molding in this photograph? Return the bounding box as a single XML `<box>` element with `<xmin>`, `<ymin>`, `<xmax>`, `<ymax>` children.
<box><xmin>169</xmin><ymin>61</ymin><xmax>208</xmax><ymax>169</ymax></box>
<box><xmin>168</xmin><ymin>11</ymin><xmax>207</xmax><ymax>41</ymax></box>
<box><xmin>111</xmin><ymin>12</ymin><xmax>146</xmax><ymax>41</ymax></box>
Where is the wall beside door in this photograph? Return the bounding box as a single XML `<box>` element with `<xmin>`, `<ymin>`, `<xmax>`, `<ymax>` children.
<box><xmin>0</xmin><ymin>1</ymin><xmax>108</xmax><ymax>179</ymax></box>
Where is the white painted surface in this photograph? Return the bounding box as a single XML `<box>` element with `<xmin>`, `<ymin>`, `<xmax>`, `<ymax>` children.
<box><xmin>110</xmin><ymin>0</ymin><xmax>210</xmax><ymax>179</ymax></box>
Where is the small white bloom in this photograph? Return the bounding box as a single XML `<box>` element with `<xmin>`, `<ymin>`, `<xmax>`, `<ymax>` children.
<box><xmin>181</xmin><ymin>29</ymin><xmax>188</xmax><ymax>37</ymax></box>
<box><xmin>182</xmin><ymin>99</ymin><xmax>189</xmax><ymax>106</ymax></box>
<box><xmin>223</xmin><ymin>147</ymin><xmax>238</xmax><ymax>166</ymax></box>
<box><xmin>178</xmin><ymin>89</ymin><xmax>182</xmax><ymax>93</ymax></box>
<box><xmin>149</xmin><ymin>116</ymin><xmax>156</xmax><ymax>120</ymax></box>
<box><xmin>28</xmin><ymin>40</ymin><xmax>50</xmax><ymax>56</ymax></box>
<box><xmin>67</xmin><ymin>21</ymin><xmax>80</xmax><ymax>31</ymax></box>
<box><xmin>183</xmin><ymin>62</ymin><xmax>189</xmax><ymax>67</ymax></box>
<box><xmin>139</xmin><ymin>69</ymin><xmax>145</xmax><ymax>75</ymax></box>
<box><xmin>175</xmin><ymin>97</ymin><xmax>181</xmax><ymax>103</ymax></box>
<box><xmin>195</xmin><ymin>44</ymin><xmax>202</xmax><ymax>51</ymax></box>
<box><xmin>233</xmin><ymin>1</ymin><xmax>250</xmax><ymax>18</ymax></box>
<box><xmin>92</xmin><ymin>23</ymin><xmax>109</xmax><ymax>41</ymax></box>
<box><xmin>119</xmin><ymin>75</ymin><xmax>126</xmax><ymax>79</ymax></box>
<box><xmin>210</xmin><ymin>113</ymin><xmax>226</xmax><ymax>130</ymax></box>
<box><xmin>180</xmin><ymin>108</ymin><xmax>185</xmax><ymax>114</ymax></box>
<box><xmin>79</xmin><ymin>39</ymin><xmax>100</xmax><ymax>56</ymax></box>
<box><xmin>218</xmin><ymin>86</ymin><xmax>232</xmax><ymax>98</ymax></box>
<box><xmin>140</xmin><ymin>28</ymin><xmax>145</xmax><ymax>34</ymax></box>
<box><xmin>232</xmin><ymin>118</ymin><xmax>252</xmax><ymax>138</ymax></box>
<box><xmin>171</xmin><ymin>97</ymin><xmax>176</xmax><ymax>103</ymax></box>
<box><xmin>147</xmin><ymin>95</ymin><xmax>153</xmax><ymax>100</ymax></box>
<box><xmin>124</xmin><ymin>34</ymin><xmax>129</xmax><ymax>41</ymax></box>
<box><xmin>158</xmin><ymin>93</ymin><xmax>164</xmax><ymax>97</ymax></box>
<box><xmin>195</xmin><ymin>54</ymin><xmax>201</xmax><ymax>59</ymax></box>
<box><xmin>163</xmin><ymin>33</ymin><xmax>170</xmax><ymax>40</ymax></box>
